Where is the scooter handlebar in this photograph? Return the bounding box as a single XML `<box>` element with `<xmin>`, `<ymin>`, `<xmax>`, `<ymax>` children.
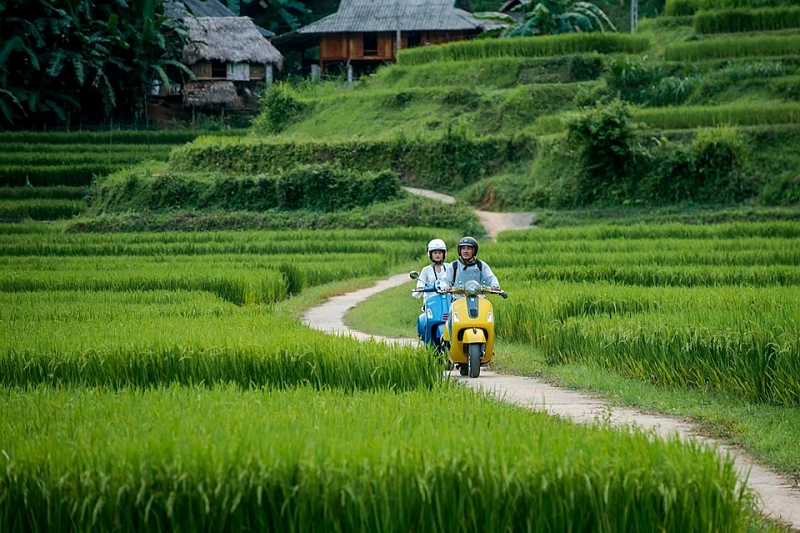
<box><xmin>449</xmin><ymin>285</ymin><xmax>508</xmax><ymax>298</ymax></box>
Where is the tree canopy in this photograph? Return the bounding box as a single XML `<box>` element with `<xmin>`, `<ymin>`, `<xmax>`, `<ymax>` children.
<box><xmin>0</xmin><ymin>0</ymin><xmax>190</xmax><ymax>129</ymax></box>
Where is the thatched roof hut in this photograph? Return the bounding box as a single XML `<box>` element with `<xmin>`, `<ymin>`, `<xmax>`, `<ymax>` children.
<box><xmin>182</xmin><ymin>17</ymin><xmax>283</xmax><ymax>68</ymax></box>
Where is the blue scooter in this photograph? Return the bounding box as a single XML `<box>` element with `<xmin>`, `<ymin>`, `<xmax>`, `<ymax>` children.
<box><xmin>410</xmin><ymin>271</ymin><xmax>453</xmax><ymax>367</ymax></box>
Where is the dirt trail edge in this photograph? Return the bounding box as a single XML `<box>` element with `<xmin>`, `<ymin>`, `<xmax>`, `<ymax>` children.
<box><xmin>304</xmin><ymin>190</ymin><xmax>800</xmax><ymax>529</ymax></box>
<box><xmin>302</xmin><ymin>273</ymin><xmax>800</xmax><ymax>529</ymax></box>
<box><xmin>403</xmin><ymin>187</ymin><xmax>535</xmax><ymax>241</ymax></box>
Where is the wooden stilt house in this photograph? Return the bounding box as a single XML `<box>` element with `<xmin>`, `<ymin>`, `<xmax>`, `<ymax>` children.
<box><xmin>273</xmin><ymin>0</ymin><xmax>490</xmax><ymax>77</ymax></box>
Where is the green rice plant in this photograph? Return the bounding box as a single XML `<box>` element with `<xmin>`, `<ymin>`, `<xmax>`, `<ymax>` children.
<box><xmin>496</xmin><ymin>277</ymin><xmax>800</xmax><ymax>405</ymax></box>
<box><xmin>0</xmin><ymin>260</ymin><xmax>290</xmax><ymax>304</ymax></box>
<box><xmin>396</xmin><ymin>33</ymin><xmax>652</xmax><ymax>66</ymax></box>
<box><xmin>0</xmin><ymin>186</ymin><xmax>87</xmax><ymax>200</ymax></box>
<box><xmin>0</xmin><ymin>199</ymin><xmax>86</xmax><ymax>220</ymax></box>
<box><xmin>0</xmin><ymin>142</ymin><xmax>175</xmax><ymax>156</ymax></box>
<box><xmin>483</xmin><ymin>239</ymin><xmax>800</xmax><ymax>268</ymax></box>
<box><xmin>0</xmin><ymin>385</ymin><xmax>757</xmax><ymax>531</ymax></box>
<box><xmin>496</xmin><ymin>220</ymin><xmax>800</xmax><ymax>241</ymax></box>
<box><xmin>0</xmin><ymin>291</ymin><xmax>438</xmax><ymax>391</ymax></box>
<box><xmin>667</xmin><ymin>0</ymin><xmax>800</xmax><ymax>16</ymax></box>
<box><xmin>0</xmin><ymin>163</ymin><xmax>128</xmax><ymax>187</ymax></box>
<box><xmin>0</xmin><ymin>151</ymin><xmax>163</xmax><ymax>166</ymax></box>
<box><xmin>0</xmin><ymin>130</ymin><xmax>205</xmax><ymax>145</ymax></box>
<box><xmin>0</xmin><ymin>227</ymin><xmax>430</xmax><ymax>259</ymax></box>
<box><xmin>694</xmin><ymin>6</ymin><xmax>800</xmax><ymax>33</ymax></box>
<box><xmin>0</xmin><ymin>251</ymin><xmax>402</xmax><ymax>303</ymax></box>
<box><xmin>665</xmin><ymin>35</ymin><xmax>800</xmax><ymax>61</ymax></box>
<box><xmin>634</xmin><ymin>102</ymin><xmax>800</xmax><ymax>129</ymax></box>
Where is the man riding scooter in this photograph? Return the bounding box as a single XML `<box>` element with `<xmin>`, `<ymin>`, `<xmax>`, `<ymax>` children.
<box><xmin>442</xmin><ymin>236</ymin><xmax>506</xmax><ymax>378</ymax></box>
<box><xmin>450</xmin><ymin>236</ymin><xmax>500</xmax><ymax>295</ymax></box>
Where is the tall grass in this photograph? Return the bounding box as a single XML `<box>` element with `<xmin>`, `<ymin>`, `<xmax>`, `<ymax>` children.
<box><xmin>483</xmin><ymin>221</ymin><xmax>800</xmax><ymax>405</ymax></box>
<box><xmin>665</xmin><ymin>35</ymin><xmax>800</xmax><ymax>61</ymax></box>
<box><xmin>0</xmin><ymin>385</ymin><xmax>757</xmax><ymax>532</ymax></box>
<box><xmin>0</xmin><ymin>292</ymin><xmax>438</xmax><ymax>391</ymax></box>
<box><xmin>397</xmin><ymin>34</ymin><xmax>652</xmax><ymax>66</ymax></box>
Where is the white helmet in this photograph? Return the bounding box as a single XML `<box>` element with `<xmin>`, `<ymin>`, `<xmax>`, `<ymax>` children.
<box><xmin>427</xmin><ymin>239</ymin><xmax>447</xmax><ymax>261</ymax></box>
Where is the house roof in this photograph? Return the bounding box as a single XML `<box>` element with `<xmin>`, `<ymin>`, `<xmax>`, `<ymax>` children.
<box><xmin>164</xmin><ymin>0</ymin><xmax>237</xmax><ymax>19</ymax></box>
<box><xmin>182</xmin><ymin>17</ymin><xmax>284</xmax><ymax>67</ymax></box>
<box><xmin>273</xmin><ymin>0</ymin><xmax>488</xmax><ymax>48</ymax></box>
<box><xmin>164</xmin><ymin>0</ymin><xmax>276</xmax><ymax>38</ymax></box>
<box><xmin>301</xmin><ymin>0</ymin><xmax>485</xmax><ymax>33</ymax></box>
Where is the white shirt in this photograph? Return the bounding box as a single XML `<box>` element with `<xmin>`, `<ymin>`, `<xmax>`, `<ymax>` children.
<box><xmin>413</xmin><ymin>263</ymin><xmax>450</xmax><ymax>300</ymax></box>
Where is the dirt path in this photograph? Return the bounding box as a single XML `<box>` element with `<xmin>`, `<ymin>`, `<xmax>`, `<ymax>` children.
<box><xmin>403</xmin><ymin>187</ymin><xmax>535</xmax><ymax>240</ymax></box>
<box><xmin>304</xmin><ymin>190</ymin><xmax>800</xmax><ymax>529</ymax></box>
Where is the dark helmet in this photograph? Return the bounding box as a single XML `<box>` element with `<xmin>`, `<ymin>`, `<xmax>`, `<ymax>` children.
<box><xmin>457</xmin><ymin>236</ymin><xmax>479</xmax><ymax>257</ymax></box>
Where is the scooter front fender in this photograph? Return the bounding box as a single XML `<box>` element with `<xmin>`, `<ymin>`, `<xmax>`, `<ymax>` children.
<box><xmin>462</xmin><ymin>327</ymin><xmax>487</xmax><ymax>345</ymax></box>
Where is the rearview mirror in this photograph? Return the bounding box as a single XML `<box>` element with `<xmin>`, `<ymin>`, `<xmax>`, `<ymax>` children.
<box><xmin>409</xmin><ymin>271</ymin><xmax>419</xmax><ymax>280</ymax></box>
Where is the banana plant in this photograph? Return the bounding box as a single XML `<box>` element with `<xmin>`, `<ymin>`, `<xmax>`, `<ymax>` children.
<box><xmin>475</xmin><ymin>0</ymin><xmax>616</xmax><ymax>37</ymax></box>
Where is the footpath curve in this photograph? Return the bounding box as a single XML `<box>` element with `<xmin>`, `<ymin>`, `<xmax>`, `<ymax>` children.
<box><xmin>304</xmin><ymin>189</ymin><xmax>800</xmax><ymax>529</ymax></box>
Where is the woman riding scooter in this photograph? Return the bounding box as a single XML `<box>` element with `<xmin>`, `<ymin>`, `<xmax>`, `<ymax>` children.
<box><xmin>411</xmin><ymin>239</ymin><xmax>453</xmax><ymax>356</ymax></box>
<box><xmin>412</xmin><ymin>238</ymin><xmax>450</xmax><ymax>301</ymax></box>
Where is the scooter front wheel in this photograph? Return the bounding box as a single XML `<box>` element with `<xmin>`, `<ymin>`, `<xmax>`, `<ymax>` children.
<box><xmin>468</xmin><ymin>344</ymin><xmax>481</xmax><ymax>378</ymax></box>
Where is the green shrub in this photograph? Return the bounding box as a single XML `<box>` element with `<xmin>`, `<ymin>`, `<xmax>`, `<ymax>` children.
<box><xmin>567</xmin><ymin>100</ymin><xmax>637</xmax><ymax>205</ymax></box>
<box><xmin>254</xmin><ymin>83</ymin><xmax>308</xmax><ymax>134</ymax></box>
<box><xmin>605</xmin><ymin>56</ymin><xmax>700</xmax><ymax>107</ymax></box>
<box><xmin>759</xmin><ymin>171</ymin><xmax>800</xmax><ymax>205</ymax></box>
<box><xmin>689</xmin><ymin>126</ymin><xmax>750</xmax><ymax>203</ymax></box>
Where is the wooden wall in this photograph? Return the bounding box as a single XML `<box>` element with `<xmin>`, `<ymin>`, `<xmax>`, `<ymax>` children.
<box><xmin>319</xmin><ymin>31</ymin><xmax>467</xmax><ymax>63</ymax></box>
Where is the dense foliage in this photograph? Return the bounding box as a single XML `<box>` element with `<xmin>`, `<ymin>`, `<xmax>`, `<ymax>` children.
<box><xmin>0</xmin><ymin>0</ymin><xmax>190</xmax><ymax>129</ymax></box>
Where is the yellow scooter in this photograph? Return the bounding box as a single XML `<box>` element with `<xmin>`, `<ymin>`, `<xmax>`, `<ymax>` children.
<box><xmin>441</xmin><ymin>280</ymin><xmax>508</xmax><ymax>378</ymax></box>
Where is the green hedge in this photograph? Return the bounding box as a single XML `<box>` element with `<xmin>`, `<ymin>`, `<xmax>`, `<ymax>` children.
<box><xmin>169</xmin><ymin>134</ymin><xmax>538</xmax><ymax>191</ymax></box>
<box><xmin>91</xmin><ymin>164</ymin><xmax>404</xmax><ymax>214</ymax></box>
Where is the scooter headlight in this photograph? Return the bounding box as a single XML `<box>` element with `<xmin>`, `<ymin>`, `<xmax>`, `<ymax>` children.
<box><xmin>464</xmin><ymin>280</ymin><xmax>481</xmax><ymax>296</ymax></box>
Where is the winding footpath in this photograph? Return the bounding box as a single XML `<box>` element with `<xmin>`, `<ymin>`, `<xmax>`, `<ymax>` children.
<box><xmin>303</xmin><ymin>190</ymin><xmax>800</xmax><ymax>530</ymax></box>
